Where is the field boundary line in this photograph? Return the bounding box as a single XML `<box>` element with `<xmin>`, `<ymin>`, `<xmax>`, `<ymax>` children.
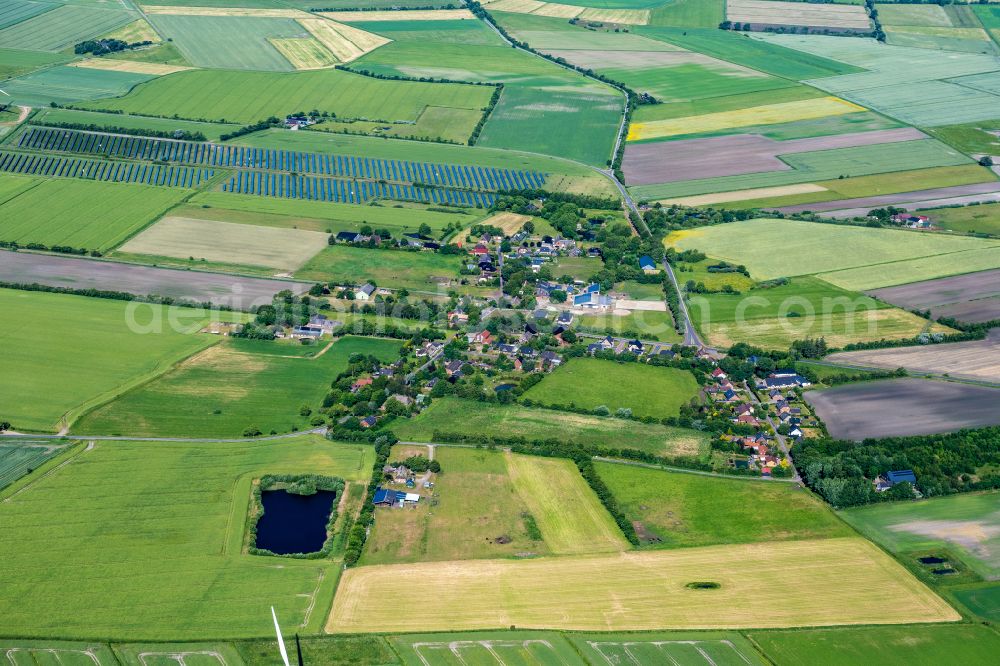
<box><xmin>592</xmin><ymin>456</ymin><xmax>798</xmax><ymax>483</ymax></box>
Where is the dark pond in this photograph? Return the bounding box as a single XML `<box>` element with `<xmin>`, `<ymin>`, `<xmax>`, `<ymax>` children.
<box><xmin>919</xmin><ymin>556</ymin><xmax>947</xmax><ymax>564</ymax></box>
<box><xmin>255</xmin><ymin>489</ymin><xmax>336</xmax><ymax>555</ymax></box>
<box><xmin>495</xmin><ymin>383</ymin><xmax>515</xmax><ymax>392</ymax></box>
<box><xmin>931</xmin><ymin>568</ymin><xmax>957</xmax><ymax>576</ymax></box>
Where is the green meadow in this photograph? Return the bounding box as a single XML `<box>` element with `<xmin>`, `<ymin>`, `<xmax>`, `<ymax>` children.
<box><xmin>297</xmin><ymin>244</ymin><xmax>468</xmax><ymax>293</ymax></box>
<box><xmin>75</xmin><ymin>336</ymin><xmax>403</xmax><ymax>438</ymax></box>
<box><xmin>747</xmin><ymin>624</ymin><xmax>1000</xmax><ymax>665</ymax></box>
<box><xmin>954</xmin><ymin>584</ymin><xmax>1000</xmax><ymax>621</ymax></box>
<box><xmin>0</xmin><ymin>47</ymin><xmax>69</xmax><ymax>80</ymax></box>
<box><xmin>0</xmin><ymin>436</ymin><xmax>372</xmax><ymax>639</ymax></box>
<box><xmin>921</xmin><ymin>202</ymin><xmax>1000</xmax><ymax>236</ymax></box>
<box><xmin>596</xmin><ymin>462</ymin><xmax>851</xmax><ymax>548</ymax></box>
<box><xmin>391</xmin><ymin>397</ymin><xmax>710</xmax><ymax>459</ymax></box>
<box><xmin>839</xmin><ymin>491</ymin><xmax>1000</xmax><ymax>580</ymax></box>
<box><xmin>2</xmin><ymin>65</ymin><xmax>157</xmax><ymax>108</ymax></box>
<box><xmin>83</xmin><ymin>68</ymin><xmax>491</xmax><ymax>125</ymax></box>
<box><xmin>32</xmin><ymin>107</ymin><xmax>242</xmax><ymax>142</ymax></box>
<box><xmin>521</xmin><ymin>358</ymin><xmax>699</xmax><ymax>418</ymax></box>
<box><xmin>0</xmin><ymin>288</ymin><xmax>222</xmax><ymax>433</ymax></box>
<box><xmin>0</xmin><ymin>179</ymin><xmax>188</xmax><ymax>252</ymax></box>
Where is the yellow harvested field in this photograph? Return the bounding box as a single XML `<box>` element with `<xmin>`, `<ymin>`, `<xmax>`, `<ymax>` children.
<box><xmin>506</xmin><ymin>453</ymin><xmax>629</xmax><ymax>555</ymax></box>
<box><xmin>103</xmin><ymin>18</ymin><xmax>160</xmax><ymax>43</ymax></box>
<box><xmin>660</xmin><ymin>184</ymin><xmax>828</xmax><ymax>207</ymax></box>
<box><xmin>482</xmin><ymin>211</ymin><xmax>532</xmax><ymax>234</ymax></box>
<box><xmin>628</xmin><ymin>97</ymin><xmax>865</xmax><ymax>142</ymax></box>
<box><xmin>69</xmin><ymin>59</ymin><xmax>191</xmax><ymax>76</ymax></box>
<box><xmin>269</xmin><ymin>37</ymin><xmax>337</xmax><ymax>70</ymax></box>
<box><xmin>532</xmin><ymin>3</ymin><xmax>586</xmax><ymax>19</ymax></box>
<box><xmin>727</xmin><ymin>0</ymin><xmax>871</xmax><ymax>30</ymax></box>
<box><xmin>328</xmin><ymin>537</ymin><xmax>959</xmax><ymax>633</ymax></box>
<box><xmin>140</xmin><ymin>6</ymin><xmax>307</xmax><ymax>18</ymax></box>
<box><xmin>319</xmin><ymin>9</ymin><xmax>476</xmax><ymax>21</ymax></box>
<box><xmin>486</xmin><ymin>0</ymin><xmax>548</xmax><ymax>13</ymax></box>
<box><xmin>299</xmin><ymin>17</ymin><xmax>391</xmax><ymax>63</ymax></box>
<box><xmin>578</xmin><ymin>8</ymin><xmax>651</xmax><ymax>25</ymax></box>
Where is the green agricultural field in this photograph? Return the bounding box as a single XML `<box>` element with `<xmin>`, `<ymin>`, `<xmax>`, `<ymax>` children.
<box><xmin>0</xmin><ymin>436</ymin><xmax>373</xmax><ymax>639</ymax></box>
<box><xmin>31</xmin><ymin>108</ymin><xmax>242</xmax><ymax>142</ymax></box>
<box><xmin>595</xmin><ymin>462</ymin><xmax>851</xmax><ymax>548</ymax></box>
<box><xmin>392</xmin><ymin>397</ymin><xmax>710</xmax><ymax>459</ymax></box>
<box><xmin>839</xmin><ymin>491</ymin><xmax>1000</xmax><ymax>580</ymax></box>
<box><xmin>648</xmin><ymin>0</ymin><xmax>725</xmax><ymax>28</ymax></box>
<box><xmin>748</xmin><ymin>624</ymin><xmax>1000</xmax><ymax>666</ymax></box>
<box><xmin>180</xmin><ymin>194</ymin><xmax>484</xmax><ymax>235</ymax></box>
<box><xmin>0</xmin><ymin>640</ymin><xmax>120</xmax><ymax>666</ymax></box>
<box><xmin>633</xmin><ymin>85</ymin><xmax>826</xmax><ymax>125</ymax></box>
<box><xmin>297</xmin><ymin>245</ymin><xmax>468</xmax><ymax>293</ymax></box>
<box><xmin>351</xmin><ymin>17</ymin><xmax>501</xmax><ymax>46</ymax></box>
<box><xmin>954</xmin><ymin>584</ymin><xmax>1000</xmax><ymax>621</ymax></box>
<box><xmin>0</xmin><ymin>442</ymin><xmax>71</xmax><ymax>491</ymax></box>
<box><xmin>114</xmin><ymin>642</ymin><xmax>246</xmax><ymax>666</ymax></box>
<box><xmin>83</xmin><ymin>68</ymin><xmax>492</xmax><ymax>125</ymax></box>
<box><xmin>571</xmin><ymin>631</ymin><xmax>768</xmax><ymax>666</ymax></box>
<box><xmin>0</xmin><ymin>47</ymin><xmax>69</xmax><ymax>80</ymax></box>
<box><xmin>147</xmin><ymin>15</ymin><xmax>303</xmax><ymax>71</ymax></box>
<box><xmin>0</xmin><ymin>288</ymin><xmax>224</xmax><ymax>433</ymax></box>
<box><xmin>669</xmin><ymin>218</ymin><xmax>1000</xmax><ymax>286</ymax></box>
<box><xmin>0</xmin><ymin>179</ymin><xmax>187</xmax><ymax>252</ymax></box>
<box><xmin>553</xmin><ymin>255</ymin><xmax>602</xmax><ymax>281</ymax></box>
<box><xmin>926</xmin><ymin>120</ymin><xmax>1000</xmax><ymax>155</ymax></box>
<box><xmin>0</xmin><ymin>0</ymin><xmax>58</xmax><ymax>31</ymax></box>
<box><xmin>239</xmin><ymin>634</ymin><xmax>398</xmax><ymax>665</ymax></box>
<box><xmin>617</xmin><ymin>280</ymin><xmax>665</xmax><ymax>300</ymax></box>
<box><xmin>687</xmin><ymin>276</ymin><xmax>886</xmax><ymax>322</ymax></box>
<box><xmin>0</xmin><ymin>4</ymin><xmax>134</xmax><ymax>52</ymax></box>
<box><xmin>361</xmin><ymin>446</ymin><xmax>550</xmax><ymax>565</ymax></box>
<box><xmin>74</xmin><ymin>336</ymin><xmax>402</xmax><ymax>438</ymax></box>
<box><xmin>576</xmin><ymin>309</ymin><xmax>682</xmax><ymax>342</ymax></box>
<box><xmin>2</xmin><ymin>65</ymin><xmax>157</xmax><ymax>108</ymax></box>
<box><xmin>521</xmin><ymin>358</ymin><xmax>699</xmax><ymax>418</ymax></box>
<box><xmin>922</xmin><ymin>202</ymin><xmax>1000</xmax><ymax>236</ymax></box>
<box><xmin>391</xmin><ymin>631</ymin><xmax>584</xmax><ymax>666</ymax></box>
<box><xmin>506</xmin><ymin>452</ymin><xmax>629</xmax><ymax>554</ymax></box>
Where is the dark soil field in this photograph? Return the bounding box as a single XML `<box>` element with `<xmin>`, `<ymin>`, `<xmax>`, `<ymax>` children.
<box><xmin>623</xmin><ymin>128</ymin><xmax>924</xmax><ymax>185</ymax></box>
<box><xmin>777</xmin><ymin>181</ymin><xmax>1000</xmax><ymax>214</ymax></box>
<box><xmin>0</xmin><ymin>250</ymin><xmax>309</xmax><ymax>309</ymax></box>
<box><xmin>868</xmin><ymin>268</ymin><xmax>1000</xmax><ymax>323</ymax></box>
<box><xmin>805</xmin><ymin>377</ymin><xmax>1000</xmax><ymax>440</ymax></box>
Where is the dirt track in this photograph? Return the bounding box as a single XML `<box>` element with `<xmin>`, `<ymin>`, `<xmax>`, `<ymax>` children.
<box><xmin>805</xmin><ymin>377</ymin><xmax>1000</xmax><ymax>440</ymax></box>
<box><xmin>623</xmin><ymin>128</ymin><xmax>924</xmax><ymax>186</ymax></box>
<box><xmin>868</xmin><ymin>269</ymin><xmax>1000</xmax><ymax>323</ymax></box>
<box><xmin>0</xmin><ymin>250</ymin><xmax>309</xmax><ymax>309</ymax></box>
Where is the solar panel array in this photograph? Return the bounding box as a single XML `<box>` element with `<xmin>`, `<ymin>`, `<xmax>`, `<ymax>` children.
<box><xmin>221</xmin><ymin>171</ymin><xmax>496</xmax><ymax>206</ymax></box>
<box><xmin>18</xmin><ymin>127</ymin><xmax>547</xmax><ymax>192</ymax></box>
<box><xmin>0</xmin><ymin>151</ymin><xmax>213</xmax><ymax>188</ymax></box>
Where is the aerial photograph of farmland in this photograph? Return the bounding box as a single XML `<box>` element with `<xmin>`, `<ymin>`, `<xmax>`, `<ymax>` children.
<box><xmin>2</xmin><ymin>0</ymin><xmax>1000</xmax><ymax>663</ymax></box>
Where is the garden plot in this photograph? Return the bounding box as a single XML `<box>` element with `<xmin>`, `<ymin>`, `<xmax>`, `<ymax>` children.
<box><xmin>805</xmin><ymin>378</ymin><xmax>1000</xmax><ymax>439</ymax></box>
<box><xmin>0</xmin><ymin>250</ymin><xmax>309</xmax><ymax>310</ymax></box>
<box><xmin>623</xmin><ymin>127</ymin><xmax>925</xmax><ymax>186</ymax></box>
<box><xmin>118</xmin><ymin>217</ymin><xmax>331</xmax><ymax>272</ymax></box>
<box><xmin>756</xmin><ymin>34</ymin><xmax>1000</xmax><ymax>127</ymax></box>
<box><xmin>825</xmin><ymin>328</ymin><xmax>1000</xmax><ymax>384</ymax></box>
<box><xmin>868</xmin><ymin>269</ymin><xmax>1000</xmax><ymax>324</ymax></box>
<box><xmin>727</xmin><ymin>0</ymin><xmax>871</xmax><ymax>32</ymax></box>
<box><xmin>328</xmin><ymin>537</ymin><xmax>958</xmax><ymax>632</ymax></box>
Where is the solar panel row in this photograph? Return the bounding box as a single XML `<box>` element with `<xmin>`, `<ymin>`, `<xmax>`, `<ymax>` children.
<box><xmin>0</xmin><ymin>151</ymin><xmax>212</xmax><ymax>187</ymax></box>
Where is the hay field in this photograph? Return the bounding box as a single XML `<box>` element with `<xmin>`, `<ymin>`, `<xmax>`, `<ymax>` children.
<box><xmin>269</xmin><ymin>37</ymin><xmax>337</xmax><ymax>69</ymax></box>
<box><xmin>147</xmin><ymin>15</ymin><xmax>304</xmax><ymax>71</ymax></box>
<box><xmin>840</xmin><ymin>491</ymin><xmax>1000</xmax><ymax>580</ymax></box>
<box><xmin>84</xmin><ymin>68</ymin><xmax>489</xmax><ymax>125</ymax></box>
<box><xmin>141</xmin><ymin>6</ymin><xmax>308</xmax><ymax>18</ymax></box>
<box><xmin>595</xmin><ymin>462</ymin><xmax>852</xmax><ymax>549</ymax></box>
<box><xmin>825</xmin><ymin>330</ymin><xmax>1000</xmax><ymax>384</ymax></box>
<box><xmin>118</xmin><ymin>216</ymin><xmax>330</xmax><ymax>271</ymax></box>
<box><xmin>75</xmin><ymin>336</ymin><xmax>402</xmax><ymax>438</ymax></box>
<box><xmin>0</xmin><ymin>179</ymin><xmax>186</xmax><ymax>252</ymax></box>
<box><xmin>297</xmin><ymin>244</ymin><xmax>465</xmax><ymax>292</ymax></box>
<box><xmin>69</xmin><ymin>58</ymin><xmax>191</xmax><ymax>76</ymax></box>
<box><xmin>727</xmin><ymin>0</ymin><xmax>871</xmax><ymax>30</ymax></box>
<box><xmin>0</xmin><ymin>288</ymin><xmax>221</xmax><ymax>433</ymax></box>
<box><xmin>320</xmin><ymin>9</ymin><xmax>475</xmax><ymax>21</ymax></box>
<box><xmin>481</xmin><ymin>211</ymin><xmax>532</xmax><ymax>234</ymax></box>
<box><xmin>485</xmin><ymin>0</ymin><xmax>650</xmax><ymax>24</ymax></box>
<box><xmin>392</xmin><ymin>398</ymin><xmax>709</xmax><ymax>458</ymax></box>
<box><xmin>299</xmin><ymin>17</ymin><xmax>391</xmax><ymax>63</ymax></box>
<box><xmin>521</xmin><ymin>358</ymin><xmax>700</xmax><ymax>418</ymax></box>
<box><xmin>328</xmin><ymin>537</ymin><xmax>959</xmax><ymax>632</ymax></box>
<box><xmin>507</xmin><ymin>453</ymin><xmax>629</xmax><ymax>554</ymax></box>
<box><xmin>660</xmin><ymin>183</ymin><xmax>828</xmax><ymax>207</ymax></box>
<box><xmin>0</xmin><ymin>436</ymin><xmax>372</xmax><ymax>639</ymax></box>
<box><xmin>103</xmin><ymin>18</ymin><xmax>160</xmax><ymax>43</ymax></box>
<box><xmin>628</xmin><ymin>97</ymin><xmax>864</xmax><ymax>141</ymax></box>
<box><xmin>668</xmin><ymin>218</ymin><xmax>1000</xmax><ymax>282</ymax></box>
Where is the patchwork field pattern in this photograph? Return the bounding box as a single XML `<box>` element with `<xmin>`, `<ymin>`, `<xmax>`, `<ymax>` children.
<box><xmin>298</xmin><ymin>17</ymin><xmax>391</xmax><ymax>63</ymax></box>
<box><xmin>879</xmin><ymin>3</ymin><xmax>995</xmax><ymax>54</ymax></box>
<box><xmin>726</xmin><ymin>0</ymin><xmax>871</xmax><ymax>31</ymax></box>
<box><xmin>840</xmin><ymin>491</ymin><xmax>1000</xmax><ymax>580</ymax></box>
<box><xmin>0</xmin><ymin>4</ymin><xmax>134</xmax><ymax>52</ymax></box>
<box><xmin>867</xmin><ymin>269</ymin><xmax>1000</xmax><ymax>324</ymax></box>
<box><xmin>147</xmin><ymin>15</ymin><xmax>304</xmax><ymax>71</ymax></box>
<box><xmin>329</xmin><ymin>538</ymin><xmax>959</xmax><ymax>632</ymax></box>
<box><xmin>0</xmin><ymin>436</ymin><xmax>373</xmax><ymax>639</ymax></box>
<box><xmin>69</xmin><ymin>58</ymin><xmax>192</xmax><ymax>76</ymax></box>
<box><xmin>485</xmin><ymin>0</ymin><xmax>651</xmax><ymax>25</ymax></box>
<box><xmin>804</xmin><ymin>378</ymin><xmax>1000</xmax><ymax>440</ymax></box>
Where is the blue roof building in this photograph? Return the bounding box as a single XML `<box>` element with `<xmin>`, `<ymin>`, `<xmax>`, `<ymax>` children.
<box><xmin>639</xmin><ymin>255</ymin><xmax>658</xmax><ymax>272</ymax></box>
<box><xmin>886</xmin><ymin>470</ymin><xmax>917</xmax><ymax>485</ymax></box>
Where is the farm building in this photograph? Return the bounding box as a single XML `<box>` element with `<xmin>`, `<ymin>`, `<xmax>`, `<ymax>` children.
<box><xmin>874</xmin><ymin>470</ymin><xmax>918</xmax><ymax>492</ymax></box>
<box><xmin>639</xmin><ymin>255</ymin><xmax>660</xmax><ymax>274</ymax></box>
<box><xmin>372</xmin><ymin>488</ymin><xmax>419</xmax><ymax>507</ymax></box>
<box><xmin>355</xmin><ymin>283</ymin><xmax>376</xmax><ymax>301</ymax></box>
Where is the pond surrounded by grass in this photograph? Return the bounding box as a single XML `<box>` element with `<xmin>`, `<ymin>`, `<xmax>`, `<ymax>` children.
<box><xmin>255</xmin><ymin>489</ymin><xmax>336</xmax><ymax>555</ymax></box>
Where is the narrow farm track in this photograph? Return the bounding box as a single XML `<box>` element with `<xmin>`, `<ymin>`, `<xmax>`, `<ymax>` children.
<box><xmin>0</xmin><ymin>427</ymin><xmax>328</xmax><ymax>443</ymax></box>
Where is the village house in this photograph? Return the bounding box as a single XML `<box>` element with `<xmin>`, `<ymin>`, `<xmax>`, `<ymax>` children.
<box><xmin>445</xmin><ymin>360</ymin><xmax>467</xmax><ymax>377</ymax></box>
<box><xmin>355</xmin><ymin>283</ymin><xmax>376</xmax><ymax>301</ymax></box>
<box><xmin>447</xmin><ymin>310</ymin><xmax>469</xmax><ymax>327</ymax></box>
<box><xmin>350</xmin><ymin>377</ymin><xmax>373</xmax><ymax>393</ymax></box>
<box><xmin>639</xmin><ymin>255</ymin><xmax>660</xmax><ymax>274</ymax></box>
<box><xmin>874</xmin><ymin>469</ymin><xmax>918</xmax><ymax>492</ymax></box>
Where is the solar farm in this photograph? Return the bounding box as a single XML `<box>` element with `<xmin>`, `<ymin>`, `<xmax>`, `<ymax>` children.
<box><xmin>2</xmin><ymin>0</ymin><xmax>1000</xmax><ymax>663</ymax></box>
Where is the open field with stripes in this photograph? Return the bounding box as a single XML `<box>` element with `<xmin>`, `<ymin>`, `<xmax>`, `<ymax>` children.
<box><xmin>1</xmin><ymin>65</ymin><xmax>158</xmax><ymax>108</ymax></box>
<box><xmin>726</xmin><ymin>0</ymin><xmax>872</xmax><ymax>32</ymax></box>
<box><xmin>0</xmin><ymin>3</ymin><xmax>135</xmax><ymax>52</ymax></box>
<box><xmin>0</xmin><ymin>441</ymin><xmax>69</xmax><ymax>492</ymax></box>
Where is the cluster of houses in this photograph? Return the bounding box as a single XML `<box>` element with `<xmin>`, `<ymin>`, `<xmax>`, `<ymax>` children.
<box><xmin>891</xmin><ymin>213</ymin><xmax>932</xmax><ymax>229</ymax></box>
<box><xmin>585</xmin><ymin>335</ymin><xmax>683</xmax><ymax>360</ymax></box>
<box><xmin>333</xmin><ymin>230</ymin><xmax>442</xmax><ymax>251</ymax></box>
<box><xmin>283</xmin><ymin>314</ymin><xmax>338</xmax><ymax>340</ymax></box>
<box><xmin>753</xmin><ymin>369</ymin><xmax>812</xmax><ymax>390</ymax></box>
